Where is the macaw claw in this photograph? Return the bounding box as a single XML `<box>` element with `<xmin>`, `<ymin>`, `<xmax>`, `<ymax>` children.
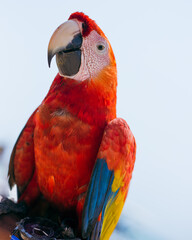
<box><xmin>61</xmin><ymin>220</ymin><xmax>76</xmax><ymax>238</ymax></box>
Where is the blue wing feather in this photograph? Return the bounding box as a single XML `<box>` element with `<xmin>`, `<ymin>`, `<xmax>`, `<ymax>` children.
<box><xmin>82</xmin><ymin>158</ymin><xmax>119</xmax><ymax>239</ymax></box>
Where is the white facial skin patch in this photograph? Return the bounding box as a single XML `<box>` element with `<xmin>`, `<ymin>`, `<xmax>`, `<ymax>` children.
<box><xmin>71</xmin><ymin>30</ymin><xmax>110</xmax><ymax>81</ymax></box>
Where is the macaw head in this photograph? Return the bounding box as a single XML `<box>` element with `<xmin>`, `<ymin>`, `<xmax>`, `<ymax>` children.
<box><xmin>48</xmin><ymin>12</ymin><xmax>117</xmax><ymax>83</ymax></box>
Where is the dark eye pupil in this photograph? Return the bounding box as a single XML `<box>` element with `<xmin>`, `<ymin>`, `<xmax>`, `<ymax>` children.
<box><xmin>97</xmin><ymin>44</ymin><xmax>104</xmax><ymax>51</ymax></box>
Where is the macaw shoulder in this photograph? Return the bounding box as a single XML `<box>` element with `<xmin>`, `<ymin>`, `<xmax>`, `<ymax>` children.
<box><xmin>98</xmin><ymin>118</ymin><xmax>136</xmax><ymax>173</ymax></box>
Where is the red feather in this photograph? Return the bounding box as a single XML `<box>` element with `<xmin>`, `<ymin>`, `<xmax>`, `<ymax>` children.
<box><xmin>69</xmin><ymin>12</ymin><xmax>105</xmax><ymax>37</ymax></box>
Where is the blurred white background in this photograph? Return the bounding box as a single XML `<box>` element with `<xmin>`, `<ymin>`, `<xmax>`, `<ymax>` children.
<box><xmin>0</xmin><ymin>1</ymin><xmax>192</xmax><ymax>239</ymax></box>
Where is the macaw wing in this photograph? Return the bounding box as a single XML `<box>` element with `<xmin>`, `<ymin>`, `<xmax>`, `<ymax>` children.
<box><xmin>8</xmin><ymin>109</ymin><xmax>38</xmax><ymax>200</ymax></box>
<box><xmin>82</xmin><ymin>118</ymin><xmax>136</xmax><ymax>240</ymax></box>
<box><xmin>82</xmin><ymin>158</ymin><xmax>117</xmax><ymax>239</ymax></box>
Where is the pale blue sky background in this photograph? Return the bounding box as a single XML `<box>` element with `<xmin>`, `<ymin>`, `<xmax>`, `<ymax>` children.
<box><xmin>0</xmin><ymin>1</ymin><xmax>192</xmax><ymax>239</ymax></box>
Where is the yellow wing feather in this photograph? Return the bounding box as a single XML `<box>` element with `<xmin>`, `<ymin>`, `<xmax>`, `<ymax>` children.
<box><xmin>100</xmin><ymin>190</ymin><xmax>126</xmax><ymax>240</ymax></box>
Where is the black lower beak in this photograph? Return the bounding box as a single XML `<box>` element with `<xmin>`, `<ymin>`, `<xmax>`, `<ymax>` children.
<box><xmin>55</xmin><ymin>33</ymin><xmax>82</xmax><ymax>76</ymax></box>
<box><xmin>56</xmin><ymin>48</ymin><xmax>81</xmax><ymax>77</ymax></box>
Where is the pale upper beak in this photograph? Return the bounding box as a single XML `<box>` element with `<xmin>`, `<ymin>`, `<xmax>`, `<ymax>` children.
<box><xmin>48</xmin><ymin>20</ymin><xmax>83</xmax><ymax>77</ymax></box>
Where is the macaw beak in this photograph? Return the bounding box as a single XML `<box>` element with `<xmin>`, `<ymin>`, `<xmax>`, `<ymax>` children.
<box><xmin>48</xmin><ymin>20</ymin><xmax>82</xmax><ymax>77</ymax></box>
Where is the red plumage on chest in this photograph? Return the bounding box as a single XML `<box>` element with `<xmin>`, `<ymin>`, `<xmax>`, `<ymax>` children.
<box><xmin>34</xmin><ymin>74</ymin><xmax>116</xmax><ymax>210</ymax></box>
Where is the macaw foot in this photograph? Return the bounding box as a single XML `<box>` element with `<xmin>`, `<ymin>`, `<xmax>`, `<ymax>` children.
<box><xmin>0</xmin><ymin>195</ymin><xmax>27</xmax><ymax>216</ymax></box>
<box><xmin>11</xmin><ymin>217</ymin><xmax>81</xmax><ymax>240</ymax></box>
<box><xmin>60</xmin><ymin>218</ymin><xmax>81</xmax><ymax>239</ymax></box>
<box><xmin>61</xmin><ymin>225</ymin><xmax>75</xmax><ymax>238</ymax></box>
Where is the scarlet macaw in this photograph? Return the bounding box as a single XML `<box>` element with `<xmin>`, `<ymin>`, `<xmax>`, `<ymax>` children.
<box><xmin>8</xmin><ymin>12</ymin><xmax>136</xmax><ymax>239</ymax></box>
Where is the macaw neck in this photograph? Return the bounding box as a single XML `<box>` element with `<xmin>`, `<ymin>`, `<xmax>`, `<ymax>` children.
<box><xmin>44</xmin><ymin>73</ymin><xmax>117</xmax><ymax>126</ymax></box>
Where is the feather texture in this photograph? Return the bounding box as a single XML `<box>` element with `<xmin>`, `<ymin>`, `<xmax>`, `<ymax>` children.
<box><xmin>82</xmin><ymin>118</ymin><xmax>136</xmax><ymax>240</ymax></box>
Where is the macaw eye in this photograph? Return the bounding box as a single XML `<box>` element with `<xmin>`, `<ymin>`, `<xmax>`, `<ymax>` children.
<box><xmin>97</xmin><ymin>44</ymin><xmax>105</xmax><ymax>51</ymax></box>
<box><xmin>96</xmin><ymin>42</ymin><xmax>106</xmax><ymax>53</ymax></box>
